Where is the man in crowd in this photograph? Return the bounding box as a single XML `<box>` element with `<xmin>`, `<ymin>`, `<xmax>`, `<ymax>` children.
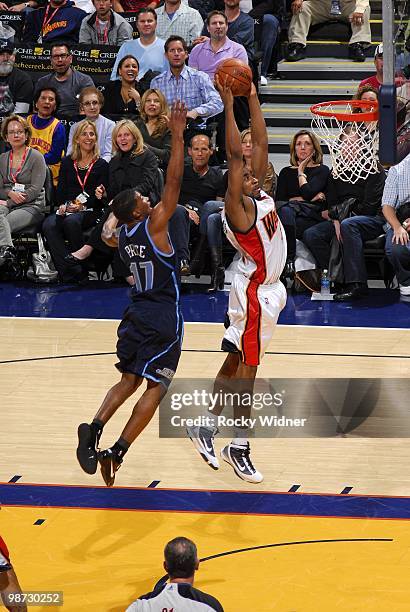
<box><xmin>155</xmin><ymin>0</ymin><xmax>204</xmax><ymax>48</ymax></box>
<box><xmin>188</xmin><ymin>10</ymin><xmax>248</xmax><ymax>81</ymax></box>
<box><xmin>286</xmin><ymin>0</ymin><xmax>371</xmax><ymax>62</ymax></box>
<box><xmin>34</xmin><ymin>43</ymin><xmax>94</xmax><ymax>119</ymax></box>
<box><xmin>23</xmin><ymin>0</ymin><xmax>87</xmax><ymax>44</ymax></box>
<box><xmin>110</xmin><ymin>7</ymin><xmax>168</xmax><ymax>79</ymax></box>
<box><xmin>126</xmin><ymin>537</ymin><xmax>223</xmax><ymax>611</ymax></box>
<box><xmin>151</xmin><ymin>35</ymin><xmax>223</xmax><ymax>127</ymax></box>
<box><xmin>79</xmin><ymin>0</ymin><xmax>134</xmax><ymax>44</ymax></box>
<box><xmin>0</xmin><ymin>39</ymin><xmax>33</xmax><ymax>119</ymax></box>
<box><xmin>382</xmin><ymin>152</ymin><xmax>410</xmax><ymax>298</ymax></box>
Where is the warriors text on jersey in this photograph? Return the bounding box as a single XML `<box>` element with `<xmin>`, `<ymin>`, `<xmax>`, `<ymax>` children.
<box><xmin>221</xmin><ymin>191</ymin><xmax>287</xmax><ymax>366</ymax></box>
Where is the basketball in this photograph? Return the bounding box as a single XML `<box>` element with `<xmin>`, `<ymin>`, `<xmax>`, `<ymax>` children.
<box><xmin>215</xmin><ymin>59</ymin><xmax>253</xmax><ymax>97</ymax></box>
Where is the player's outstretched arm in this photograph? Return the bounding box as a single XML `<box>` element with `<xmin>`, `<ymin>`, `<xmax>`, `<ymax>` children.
<box><xmin>150</xmin><ymin>101</ymin><xmax>187</xmax><ymax>231</ymax></box>
<box><xmin>248</xmin><ymin>83</ymin><xmax>268</xmax><ymax>187</ymax></box>
<box><xmin>101</xmin><ymin>210</ymin><xmax>120</xmax><ymax>247</ymax></box>
<box><xmin>216</xmin><ymin>76</ymin><xmax>244</xmax><ymax>216</ymax></box>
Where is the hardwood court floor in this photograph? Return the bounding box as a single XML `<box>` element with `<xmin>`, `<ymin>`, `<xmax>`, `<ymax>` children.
<box><xmin>1</xmin><ymin>317</ymin><xmax>410</xmax><ymax>496</ymax></box>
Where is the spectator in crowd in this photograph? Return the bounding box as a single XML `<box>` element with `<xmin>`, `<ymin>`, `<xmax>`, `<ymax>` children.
<box><xmin>286</xmin><ymin>0</ymin><xmax>371</xmax><ymax>62</ymax></box>
<box><xmin>79</xmin><ymin>0</ymin><xmax>134</xmax><ymax>44</ymax></box>
<box><xmin>126</xmin><ymin>537</ymin><xmax>223</xmax><ymax>612</ymax></box>
<box><xmin>248</xmin><ymin>0</ymin><xmax>284</xmax><ymax>84</ymax></box>
<box><xmin>103</xmin><ymin>55</ymin><xmax>143</xmax><ymax>120</ymax></box>
<box><xmin>28</xmin><ymin>86</ymin><xmax>66</xmax><ymax>186</ymax></box>
<box><xmin>65</xmin><ymin>119</ymin><xmax>159</xmax><ymax>276</ymax></box>
<box><xmin>359</xmin><ymin>43</ymin><xmax>383</xmax><ymax>89</ymax></box>
<box><xmin>0</xmin><ymin>534</ymin><xmax>27</xmax><ymax>612</ymax></box>
<box><xmin>22</xmin><ymin>0</ymin><xmax>87</xmax><ymax>44</ymax></box>
<box><xmin>188</xmin><ymin>10</ymin><xmax>248</xmax><ymax>81</ymax></box>
<box><xmin>177</xmin><ymin>132</ymin><xmax>225</xmax><ymax>288</ymax></box>
<box><xmin>241</xmin><ymin>127</ymin><xmax>276</xmax><ymax>196</ymax></box>
<box><xmin>135</xmin><ymin>88</ymin><xmax>171</xmax><ymax>170</ymax></box>
<box><xmin>303</xmin><ymin>130</ymin><xmax>386</xmax><ymax>301</ymax></box>
<box><xmin>354</xmin><ymin>82</ymin><xmax>378</xmax><ymax>103</ymax></box>
<box><xmin>0</xmin><ymin>115</ymin><xmax>47</xmax><ymax>271</ymax></box>
<box><xmin>68</xmin><ymin>87</ymin><xmax>114</xmax><ymax>162</ymax></box>
<box><xmin>155</xmin><ymin>0</ymin><xmax>204</xmax><ymax>48</ymax></box>
<box><xmin>110</xmin><ymin>8</ymin><xmax>168</xmax><ymax>80</ymax></box>
<box><xmin>0</xmin><ymin>39</ymin><xmax>33</xmax><ymax>118</ymax></box>
<box><xmin>42</xmin><ymin>119</ymin><xmax>108</xmax><ymax>282</ymax></box>
<box><xmin>2</xmin><ymin>0</ymin><xmax>39</xmax><ymax>11</ymax></box>
<box><xmin>276</xmin><ymin>130</ymin><xmax>329</xmax><ymax>280</ymax></box>
<box><xmin>187</xmin><ymin>0</ymin><xmax>222</xmax><ymax>20</ymax></box>
<box><xmin>382</xmin><ymin>152</ymin><xmax>410</xmax><ymax>298</ymax></box>
<box><xmin>34</xmin><ymin>43</ymin><xmax>94</xmax><ymax>119</ymax></box>
<box><xmin>113</xmin><ymin>0</ymin><xmax>160</xmax><ymax>12</ymax></box>
<box><xmin>151</xmin><ymin>35</ymin><xmax>223</xmax><ymax>128</ymax></box>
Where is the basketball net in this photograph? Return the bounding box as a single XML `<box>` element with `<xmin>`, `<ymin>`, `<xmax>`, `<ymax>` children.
<box><xmin>310</xmin><ymin>101</ymin><xmax>379</xmax><ymax>184</ymax></box>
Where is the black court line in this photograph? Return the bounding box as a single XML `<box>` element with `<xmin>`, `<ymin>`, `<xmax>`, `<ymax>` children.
<box><xmin>154</xmin><ymin>537</ymin><xmax>393</xmax><ymax>588</ymax></box>
<box><xmin>147</xmin><ymin>481</ymin><xmax>160</xmax><ymax>488</ymax></box>
<box><xmin>288</xmin><ymin>485</ymin><xmax>301</xmax><ymax>493</ymax></box>
<box><xmin>33</xmin><ymin>519</ymin><xmax>45</xmax><ymax>525</ymax></box>
<box><xmin>1</xmin><ymin>348</ymin><xmax>410</xmax><ymax>366</ymax></box>
<box><xmin>340</xmin><ymin>487</ymin><xmax>353</xmax><ymax>494</ymax></box>
<box><xmin>8</xmin><ymin>475</ymin><xmax>22</xmax><ymax>483</ymax></box>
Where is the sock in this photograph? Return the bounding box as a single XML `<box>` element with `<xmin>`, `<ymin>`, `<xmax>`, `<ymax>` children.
<box><xmin>90</xmin><ymin>419</ymin><xmax>104</xmax><ymax>446</ymax></box>
<box><xmin>111</xmin><ymin>437</ymin><xmax>130</xmax><ymax>462</ymax></box>
<box><xmin>231</xmin><ymin>438</ymin><xmax>248</xmax><ymax>448</ymax></box>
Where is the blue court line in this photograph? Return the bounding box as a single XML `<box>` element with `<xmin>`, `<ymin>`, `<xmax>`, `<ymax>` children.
<box><xmin>1</xmin><ymin>483</ymin><xmax>410</xmax><ymax>519</ymax></box>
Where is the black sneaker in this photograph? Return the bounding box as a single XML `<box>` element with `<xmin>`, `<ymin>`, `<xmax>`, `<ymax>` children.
<box><xmin>286</xmin><ymin>43</ymin><xmax>306</xmax><ymax>62</ymax></box>
<box><xmin>187</xmin><ymin>425</ymin><xmax>219</xmax><ymax>469</ymax></box>
<box><xmin>98</xmin><ymin>448</ymin><xmax>122</xmax><ymax>487</ymax></box>
<box><xmin>348</xmin><ymin>42</ymin><xmax>366</xmax><ymax>62</ymax></box>
<box><xmin>76</xmin><ymin>423</ymin><xmax>98</xmax><ymax>474</ymax></box>
<box><xmin>221</xmin><ymin>443</ymin><xmax>263</xmax><ymax>483</ymax></box>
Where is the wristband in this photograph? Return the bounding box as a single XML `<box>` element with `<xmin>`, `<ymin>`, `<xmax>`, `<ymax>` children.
<box><xmin>298</xmin><ymin>173</ymin><xmax>307</xmax><ymax>179</ymax></box>
<box><xmin>403</xmin><ymin>221</ymin><xmax>409</xmax><ymax>230</ymax></box>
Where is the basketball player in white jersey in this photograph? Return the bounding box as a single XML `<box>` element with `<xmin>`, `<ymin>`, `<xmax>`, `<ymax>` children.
<box><xmin>188</xmin><ymin>79</ymin><xmax>287</xmax><ymax>483</ymax></box>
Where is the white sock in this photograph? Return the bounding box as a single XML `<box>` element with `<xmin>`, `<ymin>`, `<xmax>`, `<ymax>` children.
<box><xmin>231</xmin><ymin>438</ymin><xmax>248</xmax><ymax>448</ymax></box>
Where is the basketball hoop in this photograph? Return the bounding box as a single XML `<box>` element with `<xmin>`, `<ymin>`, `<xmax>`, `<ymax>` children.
<box><xmin>310</xmin><ymin>100</ymin><xmax>379</xmax><ymax>184</ymax></box>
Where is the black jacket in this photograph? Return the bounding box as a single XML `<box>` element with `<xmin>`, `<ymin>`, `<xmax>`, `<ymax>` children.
<box><xmin>108</xmin><ymin>148</ymin><xmax>159</xmax><ymax>203</ymax></box>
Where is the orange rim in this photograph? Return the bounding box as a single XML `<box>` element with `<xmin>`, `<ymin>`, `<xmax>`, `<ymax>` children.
<box><xmin>310</xmin><ymin>99</ymin><xmax>379</xmax><ymax>122</ymax></box>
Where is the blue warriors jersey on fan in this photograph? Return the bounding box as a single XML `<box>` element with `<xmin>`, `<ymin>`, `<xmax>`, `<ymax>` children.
<box><xmin>118</xmin><ymin>218</ymin><xmax>179</xmax><ymax>303</ymax></box>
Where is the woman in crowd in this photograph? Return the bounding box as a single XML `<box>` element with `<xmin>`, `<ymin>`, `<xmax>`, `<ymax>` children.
<box><xmin>354</xmin><ymin>83</ymin><xmax>378</xmax><ymax>104</ymax></box>
<box><xmin>68</xmin><ymin>87</ymin><xmax>115</xmax><ymax>163</ymax></box>
<box><xmin>102</xmin><ymin>55</ymin><xmax>143</xmax><ymax>120</ymax></box>
<box><xmin>276</xmin><ymin>130</ymin><xmax>330</xmax><ymax>280</ymax></box>
<box><xmin>27</xmin><ymin>87</ymin><xmax>66</xmax><ymax>186</ymax></box>
<box><xmin>42</xmin><ymin>120</ymin><xmax>109</xmax><ymax>283</ymax></box>
<box><xmin>241</xmin><ymin>127</ymin><xmax>276</xmax><ymax>196</ymax></box>
<box><xmin>65</xmin><ymin>119</ymin><xmax>159</xmax><ymax>279</ymax></box>
<box><xmin>0</xmin><ymin>115</ymin><xmax>47</xmax><ymax>271</ymax></box>
<box><xmin>135</xmin><ymin>88</ymin><xmax>171</xmax><ymax>170</ymax></box>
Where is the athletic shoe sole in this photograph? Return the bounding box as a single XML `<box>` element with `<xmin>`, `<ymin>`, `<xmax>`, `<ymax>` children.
<box><xmin>220</xmin><ymin>446</ymin><xmax>263</xmax><ymax>484</ymax></box>
<box><xmin>76</xmin><ymin>423</ymin><xmax>98</xmax><ymax>474</ymax></box>
<box><xmin>98</xmin><ymin>452</ymin><xmax>117</xmax><ymax>487</ymax></box>
<box><xmin>187</xmin><ymin>429</ymin><xmax>219</xmax><ymax>470</ymax></box>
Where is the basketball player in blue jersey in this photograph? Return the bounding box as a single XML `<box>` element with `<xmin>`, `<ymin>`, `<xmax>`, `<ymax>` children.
<box><xmin>76</xmin><ymin>101</ymin><xmax>187</xmax><ymax>487</ymax></box>
<box><xmin>188</xmin><ymin>80</ymin><xmax>287</xmax><ymax>484</ymax></box>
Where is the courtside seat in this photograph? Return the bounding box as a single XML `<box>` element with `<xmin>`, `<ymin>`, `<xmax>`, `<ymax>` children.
<box><xmin>363</xmin><ymin>233</ymin><xmax>394</xmax><ymax>286</ymax></box>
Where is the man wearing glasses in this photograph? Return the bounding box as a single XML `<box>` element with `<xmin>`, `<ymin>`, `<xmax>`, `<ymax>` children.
<box><xmin>34</xmin><ymin>43</ymin><xmax>94</xmax><ymax>119</ymax></box>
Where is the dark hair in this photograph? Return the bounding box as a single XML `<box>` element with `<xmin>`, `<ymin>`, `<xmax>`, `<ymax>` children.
<box><xmin>164</xmin><ymin>537</ymin><xmax>197</xmax><ymax>579</ymax></box>
<box><xmin>164</xmin><ymin>35</ymin><xmax>188</xmax><ymax>53</ymax></box>
<box><xmin>111</xmin><ymin>189</ymin><xmax>137</xmax><ymax>224</ymax></box>
<box><xmin>206</xmin><ymin>10</ymin><xmax>228</xmax><ymax>25</ymax></box>
<box><xmin>33</xmin><ymin>86</ymin><xmax>61</xmax><ymax>112</ymax></box>
<box><xmin>50</xmin><ymin>42</ymin><xmax>71</xmax><ymax>55</ymax></box>
<box><xmin>117</xmin><ymin>54</ymin><xmax>139</xmax><ymax>76</ymax></box>
<box><xmin>137</xmin><ymin>7</ymin><xmax>157</xmax><ymax>20</ymax></box>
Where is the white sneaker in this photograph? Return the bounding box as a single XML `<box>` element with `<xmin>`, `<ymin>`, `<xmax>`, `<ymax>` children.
<box><xmin>187</xmin><ymin>425</ymin><xmax>219</xmax><ymax>469</ymax></box>
<box><xmin>399</xmin><ymin>284</ymin><xmax>410</xmax><ymax>296</ymax></box>
<box><xmin>260</xmin><ymin>75</ymin><xmax>268</xmax><ymax>86</ymax></box>
<box><xmin>221</xmin><ymin>443</ymin><xmax>263</xmax><ymax>483</ymax></box>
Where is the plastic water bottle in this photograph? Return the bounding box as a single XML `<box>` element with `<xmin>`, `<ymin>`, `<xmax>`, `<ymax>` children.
<box><xmin>330</xmin><ymin>0</ymin><xmax>341</xmax><ymax>15</ymax></box>
<box><xmin>321</xmin><ymin>269</ymin><xmax>331</xmax><ymax>296</ymax></box>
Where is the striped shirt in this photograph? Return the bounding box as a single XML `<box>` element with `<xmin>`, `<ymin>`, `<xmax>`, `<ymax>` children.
<box><xmin>155</xmin><ymin>3</ymin><xmax>204</xmax><ymax>46</ymax></box>
<box><xmin>151</xmin><ymin>65</ymin><xmax>223</xmax><ymax>124</ymax></box>
<box><xmin>382</xmin><ymin>153</ymin><xmax>410</xmax><ymax>210</ymax></box>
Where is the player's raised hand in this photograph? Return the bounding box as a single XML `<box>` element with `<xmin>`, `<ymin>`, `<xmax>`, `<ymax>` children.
<box><xmin>170</xmin><ymin>101</ymin><xmax>187</xmax><ymax>134</ymax></box>
<box><xmin>215</xmin><ymin>74</ymin><xmax>234</xmax><ymax>108</ymax></box>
